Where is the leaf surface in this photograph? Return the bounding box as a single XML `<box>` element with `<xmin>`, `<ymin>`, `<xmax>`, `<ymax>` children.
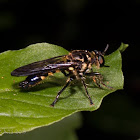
<box><xmin>0</xmin><ymin>43</ymin><xmax>128</xmax><ymax>135</ymax></box>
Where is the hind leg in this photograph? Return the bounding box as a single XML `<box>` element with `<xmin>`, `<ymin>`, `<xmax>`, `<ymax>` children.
<box><xmin>50</xmin><ymin>77</ymin><xmax>73</xmax><ymax>107</ymax></box>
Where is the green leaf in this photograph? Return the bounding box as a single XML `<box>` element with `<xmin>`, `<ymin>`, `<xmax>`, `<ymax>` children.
<box><xmin>0</xmin><ymin>42</ymin><xmax>128</xmax><ymax>135</ymax></box>
<box><xmin>1</xmin><ymin>113</ymin><xmax>82</xmax><ymax>140</ymax></box>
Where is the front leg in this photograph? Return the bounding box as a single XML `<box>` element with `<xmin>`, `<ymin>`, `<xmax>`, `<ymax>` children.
<box><xmin>85</xmin><ymin>72</ymin><xmax>113</xmax><ymax>89</ymax></box>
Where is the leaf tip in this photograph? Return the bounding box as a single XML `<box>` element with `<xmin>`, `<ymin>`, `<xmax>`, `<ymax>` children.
<box><xmin>118</xmin><ymin>43</ymin><xmax>129</xmax><ymax>53</ymax></box>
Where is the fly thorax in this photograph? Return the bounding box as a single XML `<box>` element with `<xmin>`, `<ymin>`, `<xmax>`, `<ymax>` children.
<box><xmin>80</xmin><ymin>62</ymin><xmax>88</xmax><ymax>72</ymax></box>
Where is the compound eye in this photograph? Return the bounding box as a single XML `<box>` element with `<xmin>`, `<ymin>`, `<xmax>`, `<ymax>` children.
<box><xmin>98</xmin><ymin>55</ymin><xmax>104</xmax><ymax>66</ymax></box>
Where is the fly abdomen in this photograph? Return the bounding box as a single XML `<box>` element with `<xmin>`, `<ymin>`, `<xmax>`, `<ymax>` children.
<box><xmin>19</xmin><ymin>75</ymin><xmax>45</xmax><ymax>89</ymax></box>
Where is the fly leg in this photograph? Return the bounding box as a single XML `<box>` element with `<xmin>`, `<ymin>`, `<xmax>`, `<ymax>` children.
<box><xmin>85</xmin><ymin>72</ymin><xmax>113</xmax><ymax>89</ymax></box>
<box><xmin>81</xmin><ymin>78</ymin><xmax>94</xmax><ymax>105</ymax></box>
<box><xmin>50</xmin><ymin>77</ymin><xmax>73</xmax><ymax>107</ymax></box>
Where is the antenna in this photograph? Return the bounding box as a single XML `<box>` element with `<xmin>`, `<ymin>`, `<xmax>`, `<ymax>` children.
<box><xmin>102</xmin><ymin>44</ymin><xmax>109</xmax><ymax>55</ymax></box>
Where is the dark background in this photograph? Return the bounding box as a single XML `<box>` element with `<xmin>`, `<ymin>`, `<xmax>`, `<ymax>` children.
<box><xmin>0</xmin><ymin>0</ymin><xmax>140</xmax><ymax>139</ymax></box>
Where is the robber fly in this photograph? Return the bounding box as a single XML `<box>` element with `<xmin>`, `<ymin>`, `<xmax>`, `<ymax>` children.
<box><xmin>11</xmin><ymin>45</ymin><xmax>111</xmax><ymax>106</ymax></box>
